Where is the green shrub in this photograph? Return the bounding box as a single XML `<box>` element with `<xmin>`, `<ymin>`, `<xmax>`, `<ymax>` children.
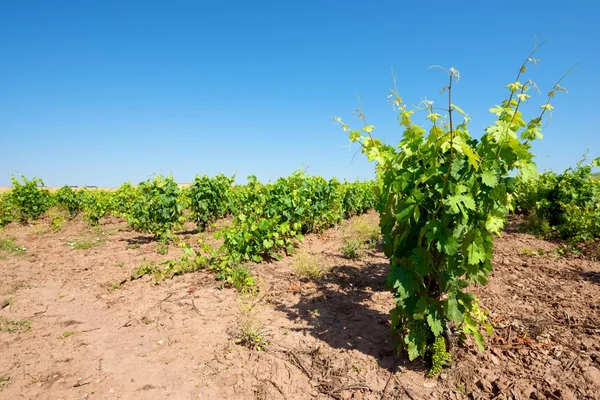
<box><xmin>336</xmin><ymin>50</ymin><xmax>566</xmax><ymax>374</ymax></box>
<box><xmin>189</xmin><ymin>174</ymin><xmax>234</xmax><ymax>231</ymax></box>
<box><xmin>112</xmin><ymin>182</ymin><xmax>140</xmax><ymax>219</ymax></box>
<box><xmin>339</xmin><ymin>238</ymin><xmax>362</xmax><ymax>259</ymax></box>
<box><xmin>513</xmin><ymin>156</ymin><xmax>600</xmax><ymax>242</ymax></box>
<box><xmin>9</xmin><ymin>175</ymin><xmax>53</xmax><ymax>223</ymax></box>
<box><xmin>0</xmin><ymin>193</ymin><xmax>15</xmax><ymax>228</ymax></box>
<box><xmin>128</xmin><ymin>175</ymin><xmax>184</xmax><ymax>242</ymax></box>
<box><xmin>54</xmin><ymin>186</ymin><xmax>83</xmax><ymax>217</ymax></box>
<box><xmin>81</xmin><ymin>189</ymin><xmax>114</xmax><ymax>225</ymax></box>
<box><xmin>293</xmin><ymin>251</ymin><xmax>326</xmax><ymax>279</ymax></box>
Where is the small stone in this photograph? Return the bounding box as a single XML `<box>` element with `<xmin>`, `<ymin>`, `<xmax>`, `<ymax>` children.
<box><xmin>109</xmin><ymin>388</ymin><xmax>114</xmax><ymax>394</ymax></box>
<box><xmin>423</xmin><ymin>381</ymin><xmax>437</xmax><ymax>388</ymax></box>
<box><xmin>157</xmin><ymin>340</ymin><xmax>164</xmax><ymax>345</ymax></box>
<box><xmin>439</xmin><ymin>373</ymin><xmax>448</xmax><ymax>381</ymax></box>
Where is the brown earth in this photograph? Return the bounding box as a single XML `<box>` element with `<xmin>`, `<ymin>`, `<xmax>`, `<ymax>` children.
<box><xmin>0</xmin><ymin>212</ymin><xmax>599</xmax><ymax>399</ymax></box>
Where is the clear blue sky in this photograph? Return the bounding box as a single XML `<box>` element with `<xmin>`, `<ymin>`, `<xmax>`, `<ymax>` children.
<box><xmin>1</xmin><ymin>1</ymin><xmax>598</xmax><ymax>187</ymax></box>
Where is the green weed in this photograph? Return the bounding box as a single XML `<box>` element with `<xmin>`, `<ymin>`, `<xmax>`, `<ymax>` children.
<box><xmin>0</xmin><ymin>237</ymin><xmax>25</xmax><ymax>253</ymax></box>
<box><xmin>339</xmin><ymin>238</ymin><xmax>362</xmax><ymax>259</ymax></box>
<box><xmin>0</xmin><ymin>317</ymin><xmax>31</xmax><ymax>333</ymax></box>
<box><xmin>0</xmin><ymin>376</ymin><xmax>10</xmax><ymax>391</ymax></box>
<box><xmin>157</xmin><ymin>242</ymin><xmax>169</xmax><ymax>255</ymax></box>
<box><xmin>520</xmin><ymin>247</ymin><xmax>545</xmax><ymax>256</ymax></box>
<box><xmin>292</xmin><ymin>251</ymin><xmax>325</xmax><ymax>280</ymax></box>
<box><xmin>108</xmin><ymin>282</ymin><xmax>121</xmax><ymax>292</ymax></box>
<box><xmin>235</xmin><ymin>296</ymin><xmax>268</xmax><ymax>351</ymax></box>
<box><xmin>69</xmin><ymin>238</ymin><xmax>103</xmax><ymax>250</ymax></box>
<box><xmin>348</xmin><ymin>215</ymin><xmax>380</xmax><ymax>247</ymax></box>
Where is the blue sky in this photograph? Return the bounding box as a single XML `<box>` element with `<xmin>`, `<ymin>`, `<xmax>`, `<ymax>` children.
<box><xmin>1</xmin><ymin>1</ymin><xmax>598</xmax><ymax>187</ymax></box>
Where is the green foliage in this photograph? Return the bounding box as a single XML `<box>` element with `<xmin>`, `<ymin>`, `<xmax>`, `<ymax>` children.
<box><xmin>157</xmin><ymin>242</ymin><xmax>169</xmax><ymax>255</ymax></box>
<box><xmin>0</xmin><ymin>375</ymin><xmax>10</xmax><ymax>391</ymax></box>
<box><xmin>69</xmin><ymin>238</ymin><xmax>102</xmax><ymax>250</ymax></box>
<box><xmin>292</xmin><ymin>250</ymin><xmax>325</xmax><ymax>280</ymax></box>
<box><xmin>217</xmin><ymin>212</ymin><xmax>303</xmax><ymax>263</ymax></box>
<box><xmin>54</xmin><ymin>186</ymin><xmax>83</xmax><ymax>217</ymax></box>
<box><xmin>235</xmin><ymin>296</ymin><xmax>268</xmax><ymax>351</ymax></box>
<box><xmin>0</xmin><ymin>193</ymin><xmax>15</xmax><ymax>228</ymax></box>
<box><xmin>189</xmin><ymin>174</ymin><xmax>234</xmax><ymax>231</ymax></box>
<box><xmin>54</xmin><ymin>186</ymin><xmax>113</xmax><ymax>226</ymax></box>
<box><xmin>0</xmin><ymin>317</ymin><xmax>31</xmax><ymax>333</ymax></box>
<box><xmin>402</xmin><ymin>318</ymin><xmax>431</xmax><ymax>361</ymax></box>
<box><xmin>160</xmin><ymin>242</ymin><xmax>209</xmax><ymax>279</ymax></box>
<box><xmin>341</xmin><ymin>180</ymin><xmax>377</xmax><ymax>217</ymax></box>
<box><xmin>81</xmin><ymin>189</ymin><xmax>114</xmax><ymax>225</ymax></box>
<box><xmin>228</xmin><ymin>175</ymin><xmax>264</xmax><ymax>216</ymax></box>
<box><xmin>131</xmin><ymin>259</ymin><xmax>159</xmax><ymax>280</ymax></box>
<box><xmin>429</xmin><ymin>336</ymin><xmax>452</xmax><ymax>377</ymax></box>
<box><xmin>339</xmin><ymin>238</ymin><xmax>362</xmax><ymax>259</ymax></box>
<box><xmin>218</xmin><ymin>264</ymin><xmax>255</xmax><ymax>292</ymax></box>
<box><xmin>128</xmin><ymin>175</ymin><xmax>184</xmax><ymax>242</ymax></box>
<box><xmin>218</xmin><ymin>172</ymin><xmax>375</xmax><ymax>264</ymax></box>
<box><xmin>9</xmin><ymin>175</ymin><xmax>53</xmax><ymax>223</ymax></box>
<box><xmin>49</xmin><ymin>212</ymin><xmax>66</xmax><ymax>232</ymax></box>
<box><xmin>177</xmin><ymin>186</ymin><xmax>192</xmax><ymax>220</ymax></box>
<box><xmin>1</xmin><ymin>171</ymin><xmax>375</xmax><ymax>293</ymax></box>
<box><xmin>513</xmin><ymin>156</ymin><xmax>600</xmax><ymax>242</ymax></box>
<box><xmin>336</xmin><ymin>52</ymin><xmax>565</xmax><ymax>368</ymax></box>
<box><xmin>348</xmin><ymin>214</ymin><xmax>381</xmax><ymax>246</ymax></box>
<box><xmin>123</xmin><ymin>241</ymin><xmax>255</xmax><ymax>291</ymax></box>
<box><xmin>112</xmin><ymin>182</ymin><xmax>140</xmax><ymax>219</ymax></box>
<box><xmin>339</xmin><ymin>214</ymin><xmax>381</xmax><ymax>258</ymax></box>
<box><xmin>124</xmin><ymin>172</ymin><xmax>375</xmax><ymax>291</ymax></box>
<box><xmin>0</xmin><ymin>237</ymin><xmax>25</xmax><ymax>253</ymax></box>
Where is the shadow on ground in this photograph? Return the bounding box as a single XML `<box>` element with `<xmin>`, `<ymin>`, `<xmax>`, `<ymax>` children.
<box><xmin>581</xmin><ymin>270</ymin><xmax>600</xmax><ymax>285</ymax></box>
<box><xmin>120</xmin><ymin>235</ymin><xmax>155</xmax><ymax>245</ymax></box>
<box><xmin>276</xmin><ymin>260</ymin><xmax>427</xmax><ymax>373</ymax></box>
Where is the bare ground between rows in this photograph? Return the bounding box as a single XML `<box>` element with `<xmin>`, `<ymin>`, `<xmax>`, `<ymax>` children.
<box><xmin>0</xmin><ymin>213</ymin><xmax>599</xmax><ymax>399</ymax></box>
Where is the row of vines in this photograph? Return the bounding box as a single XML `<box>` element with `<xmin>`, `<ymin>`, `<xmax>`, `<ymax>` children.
<box><xmin>512</xmin><ymin>156</ymin><xmax>600</xmax><ymax>242</ymax></box>
<box><xmin>0</xmin><ymin>171</ymin><xmax>376</xmax><ymax>289</ymax></box>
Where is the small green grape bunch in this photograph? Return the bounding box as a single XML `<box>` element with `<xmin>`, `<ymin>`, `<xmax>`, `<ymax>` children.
<box><xmin>428</xmin><ymin>335</ymin><xmax>452</xmax><ymax>377</ymax></box>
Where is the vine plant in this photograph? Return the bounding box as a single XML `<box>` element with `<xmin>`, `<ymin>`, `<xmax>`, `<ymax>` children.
<box><xmin>335</xmin><ymin>46</ymin><xmax>570</xmax><ymax>375</ymax></box>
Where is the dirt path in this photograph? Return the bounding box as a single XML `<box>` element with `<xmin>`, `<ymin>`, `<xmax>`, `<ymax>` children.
<box><xmin>0</xmin><ymin>213</ymin><xmax>599</xmax><ymax>399</ymax></box>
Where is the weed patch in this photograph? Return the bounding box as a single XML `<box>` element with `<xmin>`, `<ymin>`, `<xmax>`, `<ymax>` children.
<box><xmin>234</xmin><ymin>295</ymin><xmax>268</xmax><ymax>351</ymax></box>
<box><xmin>0</xmin><ymin>317</ymin><xmax>31</xmax><ymax>333</ymax></box>
<box><xmin>292</xmin><ymin>251</ymin><xmax>325</xmax><ymax>279</ymax></box>
<box><xmin>0</xmin><ymin>237</ymin><xmax>25</xmax><ymax>253</ymax></box>
<box><xmin>68</xmin><ymin>238</ymin><xmax>104</xmax><ymax>250</ymax></box>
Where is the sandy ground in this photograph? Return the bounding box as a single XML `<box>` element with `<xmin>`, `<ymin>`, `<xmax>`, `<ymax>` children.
<box><xmin>0</xmin><ymin>212</ymin><xmax>599</xmax><ymax>399</ymax></box>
